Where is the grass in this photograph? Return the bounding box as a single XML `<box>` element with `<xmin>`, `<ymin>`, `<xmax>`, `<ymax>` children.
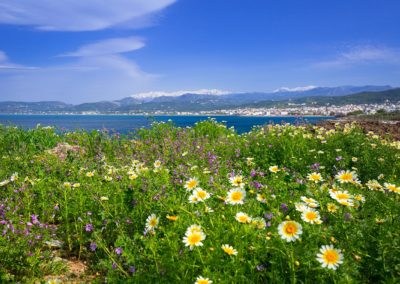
<box><xmin>0</xmin><ymin>120</ymin><xmax>399</xmax><ymax>283</ymax></box>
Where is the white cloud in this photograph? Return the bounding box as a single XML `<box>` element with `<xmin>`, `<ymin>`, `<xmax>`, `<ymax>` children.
<box><xmin>0</xmin><ymin>56</ymin><xmax>155</xmax><ymax>103</ymax></box>
<box><xmin>314</xmin><ymin>45</ymin><xmax>400</xmax><ymax>68</ymax></box>
<box><xmin>60</xmin><ymin>37</ymin><xmax>145</xmax><ymax>57</ymax></box>
<box><xmin>0</xmin><ymin>50</ymin><xmax>37</xmax><ymax>70</ymax></box>
<box><xmin>0</xmin><ymin>0</ymin><xmax>176</xmax><ymax>31</ymax></box>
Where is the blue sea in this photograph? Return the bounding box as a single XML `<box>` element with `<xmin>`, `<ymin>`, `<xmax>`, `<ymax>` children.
<box><xmin>0</xmin><ymin>115</ymin><xmax>334</xmax><ymax>134</ymax></box>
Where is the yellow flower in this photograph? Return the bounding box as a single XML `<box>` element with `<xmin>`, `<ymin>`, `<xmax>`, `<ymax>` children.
<box><xmin>193</xmin><ymin>188</ymin><xmax>211</xmax><ymax>201</ymax></box>
<box><xmin>335</xmin><ymin>170</ymin><xmax>358</xmax><ymax>184</ymax></box>
<box><xmin>229</xmin><ymin>175</ymin><xmax>245</xmax><ymax>188</ymax></box>
<box><xmin>316</xmin><ymin>245</ymin><xmax>343</xmax><ymax>270</ymax></box>
<box><xmin>251</xmin><ymin>217</ymin><xmax>267</xmax><ymax>230</ymax></box>
<box><xmin>186</xmin><ymin>224</ymin><xmax>203</xmax><ymax>234</ymax></box>
<box><xmin>278</xmin><ymin>221</ymin><xmax>302</xmax><ymax>242</ymax></box>
<box><xmin>226</xmin><ymin>188</ymin><xmax>246</xmax><ymax>205</ymax></box>
<box><xmin>246</xmin><ymin>157</ymin><xmax>255</xmax><ymax>166</ymax></box>
<box><xmin>104</xmin><ymin>176</ymin><xmax>113</xmax><ymax>182</ymax></box>
<box><xmin>354</xmin><ymin>194</ymin><xmax>365</xmax><ymax>202</ymax></box>
<box><xmin>166</xmin><ymin>215</ymin><xmax>178</xmax><ymax>221</ymax></box>
<box><xmin>235</xmin><ymin>212</ymin><xmax>252</xmax><ymax>223</ymax></box>
<box><xmin>366</xmin><ymin>180</ymin><xmax>383</xmax><ymax>191</ymax></box>
<box><xmin>269</xmin><ymin>165</ymin><xmax>280</xmax><ymax>173</ymax></box>
<box><xmin>256</xmin><ymin>194</ymin><xmax>267</xmax><ymax>203</ymax></box>
<box><xmin>183</xmin><ymin>225</ymin><xmax>206</xmax><ymax>250</ymax></box>
<box><xmin>185</xmin><ymin>178</ymin><xmax>199</xmax><ymax>191</ymax></box>
<box><xmin>300</xmin><ymin>196</ymin><xmax>319</xmax><ymax>208</ymax></box>
<box><xmin>195</xmin><ymin>276</ymin><xmax>213</xmax><ymax>284</ymax></box>
<box><xmin>86</xmin><ymin>171</ymin><xmax>95</xmax><ymax>177</ymax></box>
<box><xmin>384</xmin><ymin>183</ymin><xmax>400</xmax><ymax>194</ymax></box>
<box><xmin>221</xmin><ymin>244</ymin><xmax>238</xmax><ymax>256</ymax></box>
<box><xmin>63</xmin><ymin>182</ymin><xmax>71</xmax><ymax>188</ymax></box>
<box><xmin>100</xmin><ymin>196</ymin><xmax>109</xmax><ymax>201</ymax></box>
<box><xmin>153</xmin><ymin>160</ymin><xmax>162</xmax><ymax>168</ymax></box>
<box><xmin>301</xmin><ymin>209</ymin><xmax>322</xmax><ymax>224</ymax></box>
<box><xmin>295</xmin><ymin>202</ymin><xmax>309</xmax><ymax>212</ymax></box>
<box><xmin>330</xmin><ymin>190</ymin><xmax>353</xmax><ymax>204</ymax></box>
<box><xmin>326</xmin><ymin>203</ymin><xmax>338</xmax><ymax>213</ymax></box>
<box><xmin>145</xmin><ymin>214</ymin><xmax>159</xmax><ymax>232</ymax></box>
<box><xmin>307</xmin><ymin>172</ymin><xmax>323</xmax><ymax>183</ymax></box>
<box><xmin>129</xmin><ymin>173</ymin><xmax>138</xmax><ymax>180</ymax></box>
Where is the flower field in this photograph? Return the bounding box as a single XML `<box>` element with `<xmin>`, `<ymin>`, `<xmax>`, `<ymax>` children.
<box><xmin>0</xmin><ymin>120</ymin><xmax>399</xmax><ymax>283</ymax></box>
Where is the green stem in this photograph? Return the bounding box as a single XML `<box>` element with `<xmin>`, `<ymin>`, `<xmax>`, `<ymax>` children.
<box><xmin>64</xmin><ymin>188</ymin><xmax>72</xmax><ymax>252</ymax></box>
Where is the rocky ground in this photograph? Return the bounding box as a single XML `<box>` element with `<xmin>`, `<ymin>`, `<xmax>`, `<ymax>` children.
<box><xmin>318</xmin><ymin>119</ymin><xmax>400</xmax><ymax>140</ymax></box>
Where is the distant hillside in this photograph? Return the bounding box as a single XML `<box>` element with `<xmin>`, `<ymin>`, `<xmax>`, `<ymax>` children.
<box><xmin>0</xmin><ymin>85</ymin><xmax>397</xmax><ymax>113</ymax></box>
<box><xmin>250</xmin><ymin>88</ymin><xmax>400</xmax><ymax>108</ymax></box>
<box><xmin>313</xmin><ymin>88</ymin><xmax>400</xmax><ymax>105</ymax></box>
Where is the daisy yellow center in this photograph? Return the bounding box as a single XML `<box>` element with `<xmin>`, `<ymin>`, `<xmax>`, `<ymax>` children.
<box><xmin>238</xmin><ymin>216</ymin><xmax>249</xmax><ymax>222</ymax></box>
<box><xmin>284</xmin><ymin>223</ymin><xmax>298</xmax><ymax>235</ymax></box>
<box><xmin>223</xmin><ymin>247</ymin><xmax>235</xmax><ymax>255</ymax></box>
<box><xmin>233</xmin><ymin>178</ymin><xmax>242</xmax><ymax>185</ymax></box>
<box><xmin>323</xmin><ymin>250</ymin><xmax>340</xmax><ymax>264</ymax></box>
<box><xmin>327</xmin><ymin>204</ymin><xmax>337</xmax><ymax>211</ymax></box>
<box><xmin>197</xmin><ymin>280</ymin><xmax>210</xmax><ymax>284</ymax></box>
<box><xmin>305</xmin><ymin>211</ymin><xmax>317</xmax><ymax>220</ymax></box>
<box><xmin>188</xmin><ymin>233</ymin><xmax>202</xmax><ymax>245</ymax></box>
<box><xmin>336</xmin><ymin>193</ymin><xmax>349</xmax><ymax>199</ymax></box>
<box><xmin>340</xmin><ymin>173</ymin><xmax>353</xmax><ymax>181</ymax></box>
<box><xmin>387</xmin><ymin>185</ymin><xmax>397</xmax><ymax>191</ymax></box>
<box><xmin>187</xmin><ymin>180</ymin><xmax>197</xmax><ymax>189</ymax></box>
<box><xmin>231</xmin><ymin>191</ymin><xmax>243</xmax><ymax>201</ymax></box>
<box><xmin>197</xmin><ymin>191</ymin><xmax>207</xmax><ymax>199</ymax></box>
<box><xmin>310</xmin><ymin>174</ymin><xmax>321</xmax><ymax>181</ymax></box>
<box><xmin>149</xmin><ymin>219</ymin><xmax>157</xmax><ymax>227</ymax></box>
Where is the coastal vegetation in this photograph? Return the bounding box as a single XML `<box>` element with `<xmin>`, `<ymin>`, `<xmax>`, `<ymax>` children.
<box><xmin>0</xmin><ymin>120</ymin><xmax>399</xmax><ymax>283</ymax></box>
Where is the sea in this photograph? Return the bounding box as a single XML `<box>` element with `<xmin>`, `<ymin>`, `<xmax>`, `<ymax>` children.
<box><xmin>0</xmin><ymin>115</ymin><xmax>334</xmax><ymax>134</ymax></box>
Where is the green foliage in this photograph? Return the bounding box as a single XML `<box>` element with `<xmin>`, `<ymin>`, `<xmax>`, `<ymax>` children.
<box><xmin>0</xmin><ymin>120</ymin><xmax>399</xmax><ymax>283</ymax></box>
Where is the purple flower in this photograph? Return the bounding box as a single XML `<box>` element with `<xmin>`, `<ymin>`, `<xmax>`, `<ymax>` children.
<box><xmin>253</xmin><ymin>181</ymin><xmax>262</xmax><ymax>189</ymax></box>
<box><xmin>85</xmin><ymin>223</ymin><xmax>94</xmax><ymax>232</ymax></box>
<box><xmin>344</xmin><ymin>213</ymin><xmax>352</xmax><ymax>221</ymax></box>
<box><xmin>310</xmin><ymin>163</ymin><xmax>320</xmax><ymax>170</ymax></box>
<box><xmin>280</xmin><ymin>203</ymin><xmax>288</xmax><ymax>212</ymax></box>
<box><xmin>31</xmin><ymin>214</ymin><xmax>39</xmax><ymax>225</ymax></box>
<box><xmin>256</xmin><ymin>264</ymin><xmax>265</xmax><ymax>271</ymax></box>
<box><xmin>250</xmin><ymin>169</ymin><xmax>256</xmax><ymax>177</ymax></box>
<box><xmin>90</xmin><ymin>242</ymin><xmax>97</xmax><ymax>251</ymax></box>
<box><xmin>129</xmin><ymin>266</ymin><xmax>136</xmax><ymax>274</ymax></box>
<box><xmin>336</xmin><ymin>156</ymin><xmax>343</xmax><ymax>161</ymax></box>
<box><xmin>112</xmin><ymin>263</ymin><xmax>117</xmax><ymax>269</ymax></box>
<box><xmin>266</xmin><ymin>221</ymin><xmax>271</xmax><ymax>227</ymax></box>
<box><xmin>264</xmin><ymin>213</ymin><xmax>273</xmax><ymax>220</ymax></box>
<box><xmin>115</xmin><ymin>247</ymin><xmax>123</xmax><ymax>255</ymax></box>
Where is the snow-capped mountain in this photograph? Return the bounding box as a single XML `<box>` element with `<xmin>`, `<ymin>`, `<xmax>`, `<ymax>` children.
<box><xmin>131</xmin><ymin>89</ymin><xmax>230</xmax><ymax>101</ymax></box>
<box><xmin>273</xmin><ymin>86</ymin><xmax>318</xmax><ymax>93</ymax></box>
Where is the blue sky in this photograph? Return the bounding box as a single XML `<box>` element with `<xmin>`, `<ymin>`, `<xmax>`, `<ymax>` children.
<box><xmin>0</xmin><ymin>0</ymin><xmax>399</xmax><ymax>103</ymax></box>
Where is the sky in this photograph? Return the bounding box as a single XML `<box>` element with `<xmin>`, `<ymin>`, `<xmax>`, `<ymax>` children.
<box><xmin>0</xmin><ymin>0</ymin><xmax>400</xmax><ymax>103</ymax></box>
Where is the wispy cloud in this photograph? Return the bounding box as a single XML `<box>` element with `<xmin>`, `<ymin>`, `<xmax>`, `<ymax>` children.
<box><xmin>0</xmin><ymin>51</ymin><xmax>37</xmax><ymax>70</ymax></box>
<box><xmin>0</xmin><ymin>0</ymin><xmax>176</xmax><ymax>31</ymax></box>
<box><xmin>60</xmin><ymin>37</ymin><xmax>145</xmax><ymax>57</ymax></box>
<box><xmin>313</xmin><ymin>45</ymin><xmax>400</xmax><ymax>68</ymax></box>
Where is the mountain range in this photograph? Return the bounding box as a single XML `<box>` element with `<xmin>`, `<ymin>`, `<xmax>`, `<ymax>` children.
<box><xmin>0</xmin><ymin>85</ymin><xmax>398</xmax><ymax>114</ymax></box>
